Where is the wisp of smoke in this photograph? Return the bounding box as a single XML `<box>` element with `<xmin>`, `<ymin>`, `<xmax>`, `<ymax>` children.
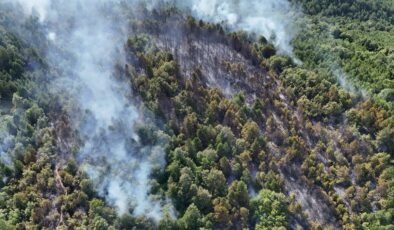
<box><xmin>0</xmin><ymin>128</ymin><xmax>14</xmax><ymax>165</ymax></box>
<box><xmin>11</xmin><ymin>0</ymin><xmax>168</xmax><ymax>220</ymax></box>
<box><xmin>324</xmin><ymin>27</ymin><xmax>368</xmax><ymax>98</ymax></box>
<box><xmin>332</xmin><ymin>65</ymin><xmax>368</xmax><ymax>98</ymax></box>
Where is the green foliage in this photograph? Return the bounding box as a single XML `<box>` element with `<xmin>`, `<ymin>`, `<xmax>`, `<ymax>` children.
<box><xmin>292</xmin><ymin>0</ymin><xmax>394</xmax><ymax>109</ymax></box>
<box><xmin>227</xmin><ymin>181</ymin><xmax>249</xmax><ymax>208</ymax></box>
<box><xmin>179</xmin><ymin>204</ymin><xmax>201</xmax><ymax>229</ymax></box>
<box><xmin>251</xmin><ymin>189</ymin><xmax>288</xmax><ymax>229</ymax></box>
<box><xmin>377</xmin><ymin>126</ymin><xmax>394</xmax><ymax>155</ymax></box>
<box><xmin>292</xmin><ymin>0</ymin><xmax>394</xmax><ymax>23</ymax></box>
<box><xmin>269</xmin><ymin>55</ymin><xmax>293</xmax><ymax>74</ymax></box>
<box><xmin>0</xmin><ymin>29</ymin><xmax>25</xmax><ymax>100</ymax></box>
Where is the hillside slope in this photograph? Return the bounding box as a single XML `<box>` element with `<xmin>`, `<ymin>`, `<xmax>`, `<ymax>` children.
<box><xmin>0</xmin><ymin>1</ymin><xmax>392</xmax><ymax>229</ymax></box>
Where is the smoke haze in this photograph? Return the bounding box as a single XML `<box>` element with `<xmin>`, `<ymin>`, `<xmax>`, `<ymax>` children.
<box><xmin>14</xmin><ymin>0</ymin><xmax>50</xmax><ymax>22</ymax></box>
<box><xmin>13</xmin><ymin>0</ymin><xmax>301</xmax><ymax>59</ymax></box>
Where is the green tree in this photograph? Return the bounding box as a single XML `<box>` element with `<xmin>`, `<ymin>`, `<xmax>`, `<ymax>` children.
<box><xmin>227</xmin><ymin>180</ymin><xmax>249</xmax><ymax>208</ymax></box>
<box><xmin>179</xmin><ymin>204</ymin><xmax>201</xmax><ymax>230</ymax></box>
<box><xmin>377</xmin><ymin>126</ymin><xmax>394</xmax><ymax>155</ymax></box>
<box><xmin>251</xmin><ymin>189</ymin><xmax>288</xmax><ymax>229</ymax></box>
<box><xmin>202</xmin><ymin>169</ymin><xmax>227</xmax><ymax>197</ymax></box>
<box><xmin>241</xmin><ymin>121</ymin><xmax>260</xmax><ymax>144</ymax></box>
<box><xmin>92</xmin><ymin>216</ymin><xmax>110</xmax><ymax>230</ymax></box>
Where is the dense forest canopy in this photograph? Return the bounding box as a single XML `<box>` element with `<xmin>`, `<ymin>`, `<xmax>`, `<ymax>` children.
<box><xmin>0</xmin><ymin>0</ymin><xmax>393</xmax><ymax>229</ymax></box>
<box><xmin>293</xmin><ymin>0</ymin><xmax>394</xmax><ymax>21</ymax></box>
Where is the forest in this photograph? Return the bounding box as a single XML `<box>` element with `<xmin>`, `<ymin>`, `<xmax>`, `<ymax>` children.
<box><xmin>0</xmin><ymin>0</ymin><xmax>392</xmax><ymax>229</ymax></box>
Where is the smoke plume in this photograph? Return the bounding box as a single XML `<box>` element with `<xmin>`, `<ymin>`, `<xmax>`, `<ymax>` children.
<box><xmin>167</xmin><ymin>0</ymin><xmax>301</xmax><ymax>58</ymax></box>
<box><xmin>11</xmin><ymin>0</ymin><xmax>168</xmax><ymax>220</ymax></box>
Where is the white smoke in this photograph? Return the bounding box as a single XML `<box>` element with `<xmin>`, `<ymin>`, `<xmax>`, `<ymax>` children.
<box><xmin>332</xmin><ymin>66</ymin><xmax>368</xmax><ymax>98</ymax></box>
<box><xmin>168</xmin><ymin>0</ymin><xmax>301</xmax><ymax>58</ymax></box>
<box><xmin>14</xmin><ymin>0</ymin><xmax>50</xmax><ymax>22</ymax></box>
<box><xmin>9</xmin><ymin>0</ymin><xmax>168</xmax><ymax>220</ymax></box>
<box><xmin>11</xmin><ymin>0</ymin><xmax>302</xmax><ymax>58</ymax></box>
<box><xmin>0</xmin><ymin>124</ymin><xmax>14</xmax><ymax>165</ymax></box>
<box><xmin>325</xmin><ymin>27</ymin><xmax>368</xmax><ymax>98</ymax></box>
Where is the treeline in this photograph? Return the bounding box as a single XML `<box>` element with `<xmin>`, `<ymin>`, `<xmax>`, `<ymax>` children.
<box><xmin>292</xmin><ymin>0</ymin><xmax>394</xmax><ymax>23</ymax></box>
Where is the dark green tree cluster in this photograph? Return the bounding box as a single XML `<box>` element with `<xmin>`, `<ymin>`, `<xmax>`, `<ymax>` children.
<box><xmin>292</xmin><ymin>0</ymin><xmax>394</xmax><ymax>23</ymax></box>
